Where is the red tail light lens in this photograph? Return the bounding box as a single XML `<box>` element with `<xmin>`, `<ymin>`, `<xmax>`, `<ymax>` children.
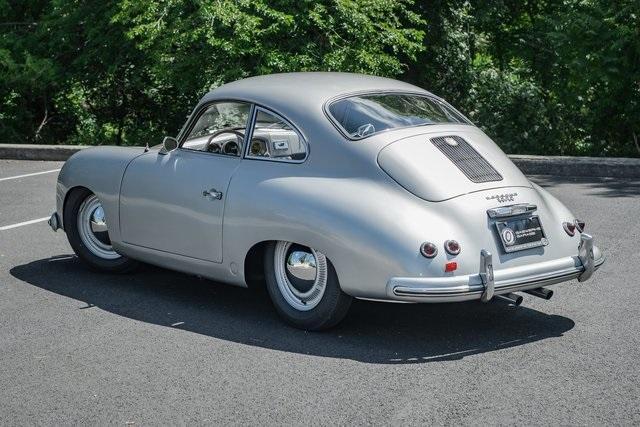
<box><xmin>445</xmin><ymin>261</ymin><xmax>458</xmax><ymax>272</ymax></box>
<box><xmin>420</xmin><ymin>242</ymin><xmax>438</xmax><ymax>258</ymax></box>
<box><xmin>563</xmin><ymin>221</ymin><xmax>576</xmax><ymax>236</ymax></box>
<box><xmin>444</xmin><ymin>240</ymin><xmax>461</xmax><ymax>255</ymax></box>
<box><xmin>575</xmin><ymin>219</ymin><xmax>585</xmax><ymax>233</ymax></box>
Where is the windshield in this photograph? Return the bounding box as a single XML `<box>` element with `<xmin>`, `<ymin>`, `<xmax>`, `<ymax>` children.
<box><xmin>327</xmin><ymin>93</ymin><xmax>469</xmax><ymax>139</ymax></box>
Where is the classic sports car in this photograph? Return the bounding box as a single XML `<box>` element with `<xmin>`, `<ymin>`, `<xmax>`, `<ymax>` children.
<box><xmin>49</xmin><ymin>72</ymin><xmax>604</xmax><ymax>330</ymax></box>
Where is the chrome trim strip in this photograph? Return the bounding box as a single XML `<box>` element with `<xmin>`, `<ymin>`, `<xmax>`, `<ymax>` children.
<box><xmin>389</xmin><ymin>255</ymin><xmax>604</xmax><ymax>301</ymax></box>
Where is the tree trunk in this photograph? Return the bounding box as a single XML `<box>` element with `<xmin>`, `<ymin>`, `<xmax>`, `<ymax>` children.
<box><xmin>34</xmin><ymin>95</ymin><xmax>52</xmax><ymax>142</ymax></box>
<box><xmin>34</xmin><ymin>107</ymin><xmax>48</xmax><ymax>141</ymax></box>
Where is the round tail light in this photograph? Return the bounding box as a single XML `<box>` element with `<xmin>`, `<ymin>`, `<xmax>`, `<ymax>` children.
<box><xmin>444</xmin><ymin>240</ymin><xmax>461</xmax><ymax>255</ymax></box>
<box><xmin>420</xmin><ymin>242</ymin><xmax>438</xmax><ymax>258</ymax></box>
<box><xmin>575</xmin><ymin>219</ymin><xmax>585</xmax><ymax>233</ymax></box>
<box><xmin>563</xmin><ymin>221</ymin><xmax>576</xmax><ymax>236</ymax></box>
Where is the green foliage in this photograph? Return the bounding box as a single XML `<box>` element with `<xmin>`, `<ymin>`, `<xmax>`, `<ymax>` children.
<box><xmin>0</xmin><ymin>0</ymin><xmax>638</xmax><ymax>156</ymax></box>
<box><xmin>467</xmin><ymin>59</ymin><xmax>552</xmax><ymax>155</ymax></box>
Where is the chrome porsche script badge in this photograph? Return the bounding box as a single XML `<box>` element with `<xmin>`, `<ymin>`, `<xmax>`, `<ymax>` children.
<box><xmin>486</xmin><ymin>192</ymin><xmax>518</xmax><ymax>203</ymax></box>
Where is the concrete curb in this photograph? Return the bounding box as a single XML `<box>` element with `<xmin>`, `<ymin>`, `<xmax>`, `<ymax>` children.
<box><xmin>0</xmin><ymin>144</ymin><xmax>88</xmax><ymax>161</ymax></box>
<box><xmin>508</xmin><ymin>155</ymin><xmax>640</xmax><ymax>179</ymax></box>
<box><xmin>1</xmin><ymin>144</ymin><xmax>639</xmax><ymax>178</ymax></box>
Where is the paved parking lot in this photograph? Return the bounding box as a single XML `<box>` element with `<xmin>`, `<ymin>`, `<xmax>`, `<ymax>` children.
<box><xmin>1</xmin><ymin>159</ymin><xmax>639</xmax><ymax>424</ymax></box>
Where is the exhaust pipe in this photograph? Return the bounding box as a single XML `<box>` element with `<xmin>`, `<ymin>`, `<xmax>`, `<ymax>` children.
<box><xmin>524</xmin><ymin>287</ymin><xmax>554</xmax><ymax>300</ymax></box>
<box><xmin>494</xmin><ymin>292</ymin><xmax>523</xmax><ymax>306</ymax></box>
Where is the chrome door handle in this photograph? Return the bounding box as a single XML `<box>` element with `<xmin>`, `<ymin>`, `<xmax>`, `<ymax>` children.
<box><xmin>202</xmin><ymin>188</ymin><xmax>223</xmax><ymax>200</ymax></box>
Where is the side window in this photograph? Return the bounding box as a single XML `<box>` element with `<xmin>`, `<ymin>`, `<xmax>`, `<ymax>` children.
<box><xmin>246</xmin><ymin>109</ymin><xmax>307</xmax><ymax>162</ymax></box>
<box><xmin>182</xmin><ymin>101</ymin><xmax>250</xmax><ymax>156</ymax></box>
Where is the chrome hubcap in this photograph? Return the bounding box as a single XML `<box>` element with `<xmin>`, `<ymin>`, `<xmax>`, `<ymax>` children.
<box><xmin>287</xmin><ymin>249</ymin><xmax>317</xmax><ymax>285</ymax></box>
<box><xmin>77</xmin><ymin>195</ymin><xmax>120</xmax><ymax>260</ymax></box>
<box><xmin>274</xmin><ymin>241</ymin><xmax>327</xmax><ymax>311</ymax></box>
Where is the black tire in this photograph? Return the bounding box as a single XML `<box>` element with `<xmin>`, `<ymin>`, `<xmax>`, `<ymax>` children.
<box><xmin>64</xmin><ymin>188</ymin><xmax>138</xmax><ymax>273</ymax></box>
<box><xmin>264</xmin><ymin>242</ymin><xmax>352</xmax><ymax>330</ymax></box>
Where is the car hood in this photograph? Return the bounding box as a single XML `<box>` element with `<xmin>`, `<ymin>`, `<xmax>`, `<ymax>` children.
<box><xmin>377</xmin><ymin>128</ymin><xmax>531</xmax><ymax>202</ymax></box>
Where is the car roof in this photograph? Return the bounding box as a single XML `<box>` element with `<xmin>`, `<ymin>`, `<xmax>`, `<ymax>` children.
<box><xmin>200</xmin><ymin>72</ymin><xmax>436</xmax><ymax>116</ymax></box>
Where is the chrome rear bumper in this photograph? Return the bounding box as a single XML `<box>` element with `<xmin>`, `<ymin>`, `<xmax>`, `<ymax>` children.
<box><xmin>387</xmin><ymin>234</ymin><xmax>604</xmax><ymax>303</ymax></box>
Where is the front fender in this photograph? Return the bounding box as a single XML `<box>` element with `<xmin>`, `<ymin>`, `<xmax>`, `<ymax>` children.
<box><xmin>56</xmin><ymin>146</ymin><xmax>145</xmax><ymax>243</ymax></box>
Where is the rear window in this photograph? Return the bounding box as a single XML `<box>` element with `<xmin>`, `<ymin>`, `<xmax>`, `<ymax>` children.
<box><xmin>327</xmin><ymin>93</ymin><xmax>469</xmax><ymax>139</ymax></box>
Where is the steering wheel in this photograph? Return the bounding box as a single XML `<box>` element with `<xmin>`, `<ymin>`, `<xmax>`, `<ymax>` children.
<box><xmin>204</xmin><ymin>128</ymin><xmax>245</xmax><ymax>154</ymax></box>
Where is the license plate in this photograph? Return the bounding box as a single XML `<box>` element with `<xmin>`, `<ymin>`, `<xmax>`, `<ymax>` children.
<box><xmin>495</xmin><ymin>215</ymin><xmax>548</xmax><ymax>253</ymax></box>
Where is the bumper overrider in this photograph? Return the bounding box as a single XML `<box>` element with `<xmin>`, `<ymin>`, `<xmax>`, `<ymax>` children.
<box><xmin>387</xmin><ymin>234</ymin><xmax>604</xmax><ymax>303</ymax></box>
<box><xmin>48</xmin><ymin>212</ymin><xmax>61</xmax><ymax>231</ymax></box>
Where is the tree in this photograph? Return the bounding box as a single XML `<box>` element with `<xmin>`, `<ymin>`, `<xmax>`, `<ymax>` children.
<box><xmin>542</xmin><ymin>0</ymin><xmax>640</xmax><ymax>156</ymax></box>
<box><xmin>113</xmin><ymin>0</ymin><xmax>426</xmax><ymax>141</ymax></box>
<box><xmin>0</xmin><ymin>0</ymin><xmax>56</xmax><ymax>143</ymax></box>
<box><xmin>1</xmin><ymin>0</ymin><xmax>638</xmax><ymax>157</ymax></box>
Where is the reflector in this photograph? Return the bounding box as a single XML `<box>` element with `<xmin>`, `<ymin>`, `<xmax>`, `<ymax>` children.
<box><xmin>445</xmin><ymin>262</ymin><xmax>457</xmax><ymax>272</ymax></box>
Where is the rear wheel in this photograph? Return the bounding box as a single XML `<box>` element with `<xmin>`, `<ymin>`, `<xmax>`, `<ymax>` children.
<box><xmin>64</xmin><ymin>189</ymin><xmax>138</xmax><ymax>273</ymax></box>
<box><xmin>264</xmin><ymin>241</ymin><xmax>352</xmax><ymax>330</ymax></box>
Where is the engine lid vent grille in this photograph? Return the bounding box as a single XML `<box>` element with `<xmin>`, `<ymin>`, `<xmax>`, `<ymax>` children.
<box><xmin>430</xmin><ymin>135</ymin><xmax>503</xmax><ymax>183</ymax></box>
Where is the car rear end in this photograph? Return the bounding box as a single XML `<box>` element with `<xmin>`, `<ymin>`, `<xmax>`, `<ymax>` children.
<box><xmin>325</xmin><ymin>91</ymin><xmax>603</xmax><ymax>304</ymax></box>
<box><xmin>384</xmin><ymin>186</ymin><xmax>603</xmax><ymax>303</ymax></box>
<box><xmin>375</xmin><ymin>127</ymin><xmax>603</xmax><ymax>303</ymax></box>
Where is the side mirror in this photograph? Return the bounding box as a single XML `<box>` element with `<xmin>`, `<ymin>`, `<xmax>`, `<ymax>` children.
<box><xmin>160</xmin><ymin>136</ymin><xmax>178</xmax><ymax>155</ymax></box>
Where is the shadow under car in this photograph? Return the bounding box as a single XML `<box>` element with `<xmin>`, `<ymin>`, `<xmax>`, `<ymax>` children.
<box><xmin>10</xmin><ymin>255</ymin><xmax>575</xmax><ymax>364</ymax></box>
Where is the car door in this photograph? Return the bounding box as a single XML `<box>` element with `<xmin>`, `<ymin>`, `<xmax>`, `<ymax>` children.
<box><xmin>119</xmin><ymin>101</ymin><xmax>251</xmax><ymax>263</ymax></box>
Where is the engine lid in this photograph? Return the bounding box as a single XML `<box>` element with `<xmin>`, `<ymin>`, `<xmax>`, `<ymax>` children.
<box><xmin>377</xmin><ymin>128</ymin><xmax>532</xmax><ymax>202</ymax></box>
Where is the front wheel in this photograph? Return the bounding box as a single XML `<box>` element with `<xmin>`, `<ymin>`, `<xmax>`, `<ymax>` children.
<box><xmin>64</xmin><ymin>189</ymin><xmax>138</xmax><ymax>273</ymax></box>
<box><xmin>264</xmin><ymin>241</ymin><xmax>352</xmax><ymax>330</ymax></box>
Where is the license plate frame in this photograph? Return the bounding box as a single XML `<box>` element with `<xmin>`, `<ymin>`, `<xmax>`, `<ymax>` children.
<box><xmin>495</xmin><ymin>215</ymin><xmax>548</xmax><ymax>253</ymax></box>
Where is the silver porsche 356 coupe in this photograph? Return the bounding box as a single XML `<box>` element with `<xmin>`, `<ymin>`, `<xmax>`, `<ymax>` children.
<box><xmin>49</xmin><ymin>72</ymin><xmax>604</xmax><ymax>330</ymax></box>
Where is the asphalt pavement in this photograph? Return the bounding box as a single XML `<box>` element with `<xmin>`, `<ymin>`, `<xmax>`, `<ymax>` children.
<box><xmin>1</xmin><ymin>159</ymin><xmax>639</xmax><ymax>425</ymax></box>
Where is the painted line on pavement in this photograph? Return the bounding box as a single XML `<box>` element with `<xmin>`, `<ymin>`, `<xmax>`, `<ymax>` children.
<box><xmin>0</xmin><ymin>169</ymin><xmax>61</xmax><ymax>182</ymax></box>
<box><xmin>0</xmin><ymin>217</ymin><xmax>50</xmax><ymax>231</ymax></box>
